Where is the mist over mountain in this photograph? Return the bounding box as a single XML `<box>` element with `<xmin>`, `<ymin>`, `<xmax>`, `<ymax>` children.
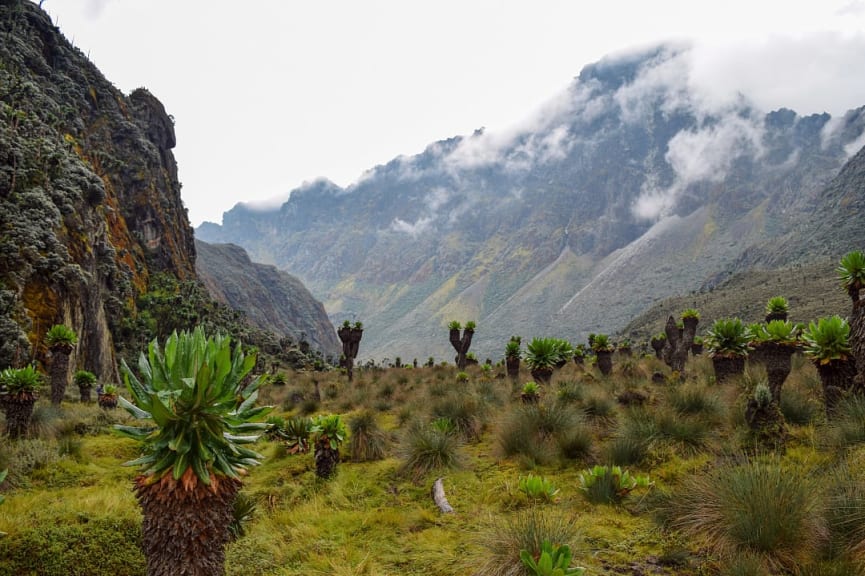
<box><xmin>197</xmin><ymin>45</ymin><xmax>865</xmax><ymax>362</ymax></box>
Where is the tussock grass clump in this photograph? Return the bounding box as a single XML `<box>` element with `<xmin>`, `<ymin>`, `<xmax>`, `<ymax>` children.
<box><xmin>28</xmin><ymin>403</ymin><xmax>63</xmax><ymax>439</ymax></box>
<box><xmin>779</xmin><ymin>383</ymin><xmax>820</xmax><ymax>426</ymax></box>
<box><xmin>557</xmin><ymin>425</ymin><xmax>594</xmax><ymax>461</ymax></box>
<box><xmin>556</xmin><ymin>380</ymin><xmax>583</xmax><ymax>405</ymax></box>
<box><xmin>827</xmin><ymin>396</ymin><xmax>865</xmax><ymax>449</ymax></box>
<box><xmin>670</xmin><ymin>457</ymin><xmax>825</xmax><ymax>573</ymax></box>
<box><xmin>497</xmin><ymin>403</ymin><xmax>580</xmax><ymax>466</ymax></box>
<box><xmin>348</xmin><ymin>410</ymin><xmax>388</xmax><ymax>462</ymax></box>
<box><xmin>606</xmin><ymin>435</ymin><xmax>649</xmax><ymax>466</ymax></box>
<box><xmin>610</xmin><ymin>405</ymin><xmax>711</xmax><ymax>462</ymax></box>
<box><xmin>398</xmin><ymin>421</ymin><xmax>465</xmax><ymax>482</ymax></box>
<box><xmin>429</xmin><ymin>392</ymin><xmax>484</xmax><ymax>442</ymax></box>
<box><xmin>582</xmin><ymin>392</ymin><xmax>616</xmax><ymax>422</ymax></box>
<box><xmin>826</xmin><ymin>463</ymin><xmax>865</xmax><ymax>563</ymax></box>
<box><xmin>473</xmin><ymin>507</ymin><xmax>580</xmax><ymax>576</ymax></box>
<box><xmin>667</xmin><ymin>384</ymin><xmax>724</xmax><ymax>421</ymax></box>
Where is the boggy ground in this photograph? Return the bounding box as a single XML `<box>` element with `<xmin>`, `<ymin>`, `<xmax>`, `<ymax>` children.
<box><xmin>1</xmin><ymin>353</ymin><xmax>864</xmax><ymax>575</ymax></box>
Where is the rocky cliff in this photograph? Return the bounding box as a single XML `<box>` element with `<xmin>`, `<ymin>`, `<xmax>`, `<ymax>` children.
<box><xmin>195</xmin><ymin>240</ymin><xmax>339</xmax><ymax>357</ymax></box>
<box><xmin>198</xmin><ymin>45</ymin><xmax>865</xmax><ymax>362</ymax></box>
<box><xmin>0</xmin><ymin>1</ymin><xmax>195</xmax><ymax>381</ymax></box>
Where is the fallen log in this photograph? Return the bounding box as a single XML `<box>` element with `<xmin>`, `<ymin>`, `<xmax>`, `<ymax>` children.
<box><xmin>431</xmin><ymin>477</ymin><xmax>454</xmax><ymax>513</ymax></box>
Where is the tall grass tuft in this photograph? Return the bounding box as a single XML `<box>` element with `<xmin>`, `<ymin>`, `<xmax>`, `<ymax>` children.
<box><xmin>827</xmin><ymin>395</ymin><xmax>865</xmax><ymax>448</ymax></box>
<box><xmin>429</xmin><ymin>392</ymin><xmax>484</xmax><ymax>442</ymax></box>
<box><xmin>398</xmin><ymin>421</ymin><xmax>465</xmax><ymax>482</ymax></box>
<box><xmin>779</xmin><ymin>382</ymin><xmax>819</xmax><ymax>426</ymax></box>
<box><xmin>497</xmin><ymin>403</ymin><xmax>579</xmax><ymax>466</ymax></box>
<box><xmin>473</xmin><ymin>506</ymin><xmax>580</xmax><ymax>576</ymax></box>
<box><xmin>348</xmin><ymin>410</ymin><xmax>388</xmax><ymax>462</ymax></box>
<box><xmin>826</xmin><ymin>463</ymin><xmax>865</xmax><ymax>563</ymax></box>
<box><xmin>670</xmin><ymin>457</ymin><xmax>825</xmax><ymax>573</ymax></box>
<box><xmin>667</xmin><ymin>384</ymin><xmax>723</xmax><ymax>421</ymax></box>
<box><xmin>582</xmin><ymin>392</ymin><xmax>616</xmax><ymax>423</ymax></box>
<box><xmin>557</xmin><ymin>424</ymin><xmax>594</xmax><ymax>461</ymax></box>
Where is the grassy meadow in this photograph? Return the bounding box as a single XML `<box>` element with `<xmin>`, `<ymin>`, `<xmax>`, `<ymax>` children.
<box><xmin>2</xmin><ymin>353</ymin><xmax>865</xmax><ymax>575</ymax></box>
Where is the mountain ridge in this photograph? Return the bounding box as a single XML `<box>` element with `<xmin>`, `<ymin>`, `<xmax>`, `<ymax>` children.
<box><xmin>197</xmin><ymin>44</ymin><xmax>865</xmax><ymax>362</ymax></box>
<box><xmin>195</xmin><ymin>240</ymin><xmax>340</xmax><ymax>357</ymax></box>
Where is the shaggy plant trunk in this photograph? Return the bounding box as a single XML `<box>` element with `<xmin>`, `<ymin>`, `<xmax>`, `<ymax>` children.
<box><xmin>744</xmin><ymin>399</ymin><xmax>786</xmax><ymax>449</ymax></box>
<box><xmin>691</xmin><ymin>343</ymin><xmax>703</xmax><ymax>355</ymax></box>
<box><xmin>712</xmin><ymin>355</ymin><xmax>745</xmax><ymax>384</ymax></box>
<box><xmin>49</xmin><ymin>343</ymin><xmax>73</xmax><ymax>405</ymax></box>
<box><xmin>596</xmin><ymin>350</ymin><xmax>613</xmax><ymax>376</ymax></box>
<box><xmin>337</xmin><ymin>327</ymin><xmax>363</xmax><ymax>382</ymax></box>
<box><xmin>314</xmin><ymin>443</ymin><xmax>340</xmax><ymax>479</ymax></box>
<box><xmin>751</xmin><ymin>343</ymin><xmax>795</xmax><ymax>403</ymax></box>
<box><xmin>662</xmin><ymin>315</ymin><xmax>698</xmax><ymax>373</ymax></box>
<box><xmin>78</xmin><ymin>386</ymin><xmax>92</xmax><ymax>403</ymax></box>
<box><xmin>765</xmin><ymin>311</ymin><xmax>788</xmax><ymax>323</ymax></box>
<box><xmin>816</xmin><ymin>359</ymin><xmax>858</xmax><ymax>416</ymax></box>
<box><xmin>852</xmin><ymin>299</ymin><xmax>865</xmax><ymax>386</ymax></box>
<box><xmin>651</xmin><ymin>338</ymin><xmax>665</xmax><ymax>359</ymax></box>
<box><xmin>530</xmin><ymin>367</ymin><xmax>553</xmax><ymax>385</ymax></box>
<box><xmin>449</xmin><ymin>329</ymin><xmax>473</xmax><ymax>371</ymax></box>
<box><xmin>98</xmin><ymin>394</ymin><xmax>118</xmax><ymax>409</ymax></box>
<box><xmin>135</xmin><ymin>473</ymin><xmax>241</xmax><ymax>576</ymax></box>
<box><xmin>506</xmin><ymin>357</ymin><xmax>520</xmax><ymax>381</ymax></box>
<box><xmin>1</xmin><ymin>395</ymin><xmax>36</xmax><ymax>439</ymax></box>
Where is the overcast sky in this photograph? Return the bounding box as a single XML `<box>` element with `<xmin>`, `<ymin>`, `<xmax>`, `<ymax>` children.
<box><xmin>37</xmin><ymin>0</ymin><xmax>865</xmax><ymax>226</ymax></box>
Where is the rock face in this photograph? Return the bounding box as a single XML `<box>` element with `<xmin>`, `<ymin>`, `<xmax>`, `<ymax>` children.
<box><xmin>195</xmin><ymin>240</ymin><xmax>339</xmax><ymax>357</ymax></box>
<box><xmin>198</xmin><ymin>45</ymin><xmax>865</xmax><ymax>362</ymax></box>
<box><xmin>0</xmin><ymin>2</ymin><xmax>194</xmax><ymax>381</ymax></box>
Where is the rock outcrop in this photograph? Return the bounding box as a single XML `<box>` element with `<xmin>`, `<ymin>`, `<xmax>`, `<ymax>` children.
<box><xmin>0</xmin><ymin>1</ymin><xmax>194</xmax><ymax>381</ymax></box>
<box><xmin>195</xmin><ymin>240</ymin><xmax>339</xmax><ymax>357</ymax></box>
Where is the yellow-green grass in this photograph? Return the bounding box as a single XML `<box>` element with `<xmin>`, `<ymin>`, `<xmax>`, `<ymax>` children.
<box><xmin>1</xmin><ymin>356</ymin><xmax>863</xmax><ymax>575</ymax></box>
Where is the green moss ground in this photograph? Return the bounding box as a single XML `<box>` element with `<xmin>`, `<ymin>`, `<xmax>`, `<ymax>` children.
<box><xmin>1</xmin><ymin>357</ymin><xmax>863</xmax><ymax>575</ymax></box>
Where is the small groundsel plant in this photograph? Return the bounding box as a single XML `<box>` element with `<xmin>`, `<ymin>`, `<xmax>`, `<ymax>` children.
<box><xmin>44</xmin><ymin>324</ymin><xmax>78</xmax><ymax>347</ymax></box>
<box><xmin>522</xmin><ymin>381</ymin><xmax>541</xmax><ymax>397</ymax></box>
<box><xmin>280</xmin><ymin>415</ymin><xmax>314</xmax><ymax>454</ymax></box>
<box><xmin>518</xmin><ymin>474</ymin><xmax>559</xmax><ymax>502</ymax></box>
<box><xmin>766</xmin><ymin>296</ymin><xmax>789</xmax><ymax>315</ymax></box>
<box><xmin>311</xmin><ymin>414</ymin><xmax>346</xmax><ymax>451</ymax></box>
<box><xmin>578</xmin><ymin>464</ymin><xmax>651</xmax><ymax>505</ymax></box>
<box><xmin>750</xmin><ymin>320</ymin><xmax>799</xmax><ymax>345</ymax></box>
<box><xmin>705</xmin><ymin>318</ymin><xmax>750</xmax><ymax>357</ymax></box>
<box><xmin>228</xmin><ymin>492</ymin><xmax>257</xmax><ymax>541</ymax></box>
<box><xmin>73</xmin><ymin>370</ymin><xmax>96</xmax><ymax>388</ymax></box>
<box><xmin>753</xmin><ymin>383</ymin><xmax>772</xmax><ymax>408</ymax></box>
<box><xmin>0</xmin><ymin>364</ymin><xmax>41</xmax><ymax>396</ymax></box>
<box><xmin>505</xmin><ymin>337</ymin><xmax>521</xmax><ymax>359</ymax></box>
<box><xmin>590</xmin><ymin>334</ymin><xmax>612</xmax><ymax>352</ymax></box>
<box><xmin>681</xmin><ymin>308</ymin><xmax>700</xmax><ymax>320</ymax></box>
<box><xmin>520</xmin><ymin>540</ymin><xmax>585</xmax><ymax>576</ymax></box>
<box><xmin>802</xmin><ymin>315</ymin><xmax>851</xmax><ymax>364</ymax></box>
<box><xmin>838</xmin><ymin>250</ymin><xmax>865</xmax><ymax>298</ymax></box>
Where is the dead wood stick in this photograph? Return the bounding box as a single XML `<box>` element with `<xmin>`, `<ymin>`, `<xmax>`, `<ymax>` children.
<box><xmin>431</xmin><ymin>477</ymin><xmax>454</xmax><ymax>513</ymax></box>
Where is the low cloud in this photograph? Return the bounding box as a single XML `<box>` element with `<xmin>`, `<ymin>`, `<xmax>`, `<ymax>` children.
<box><xmin>390</xmin><ymin>186</ymin><xmax>452</xmax><ymax>236</ymax></box>
<box><xmin>441</xmin><ymin>80</ymin><xmax>594</xmax><ymax>173</ymax></box>
<box><xmin>391</xmin><ymin>216</ymin><xmax>433</xmax><ymax>237</ymax></box>
<box><xmin>633</xmin><ymin>113</ymin><xmax>765</xmax><ymax>220</ymax></box>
